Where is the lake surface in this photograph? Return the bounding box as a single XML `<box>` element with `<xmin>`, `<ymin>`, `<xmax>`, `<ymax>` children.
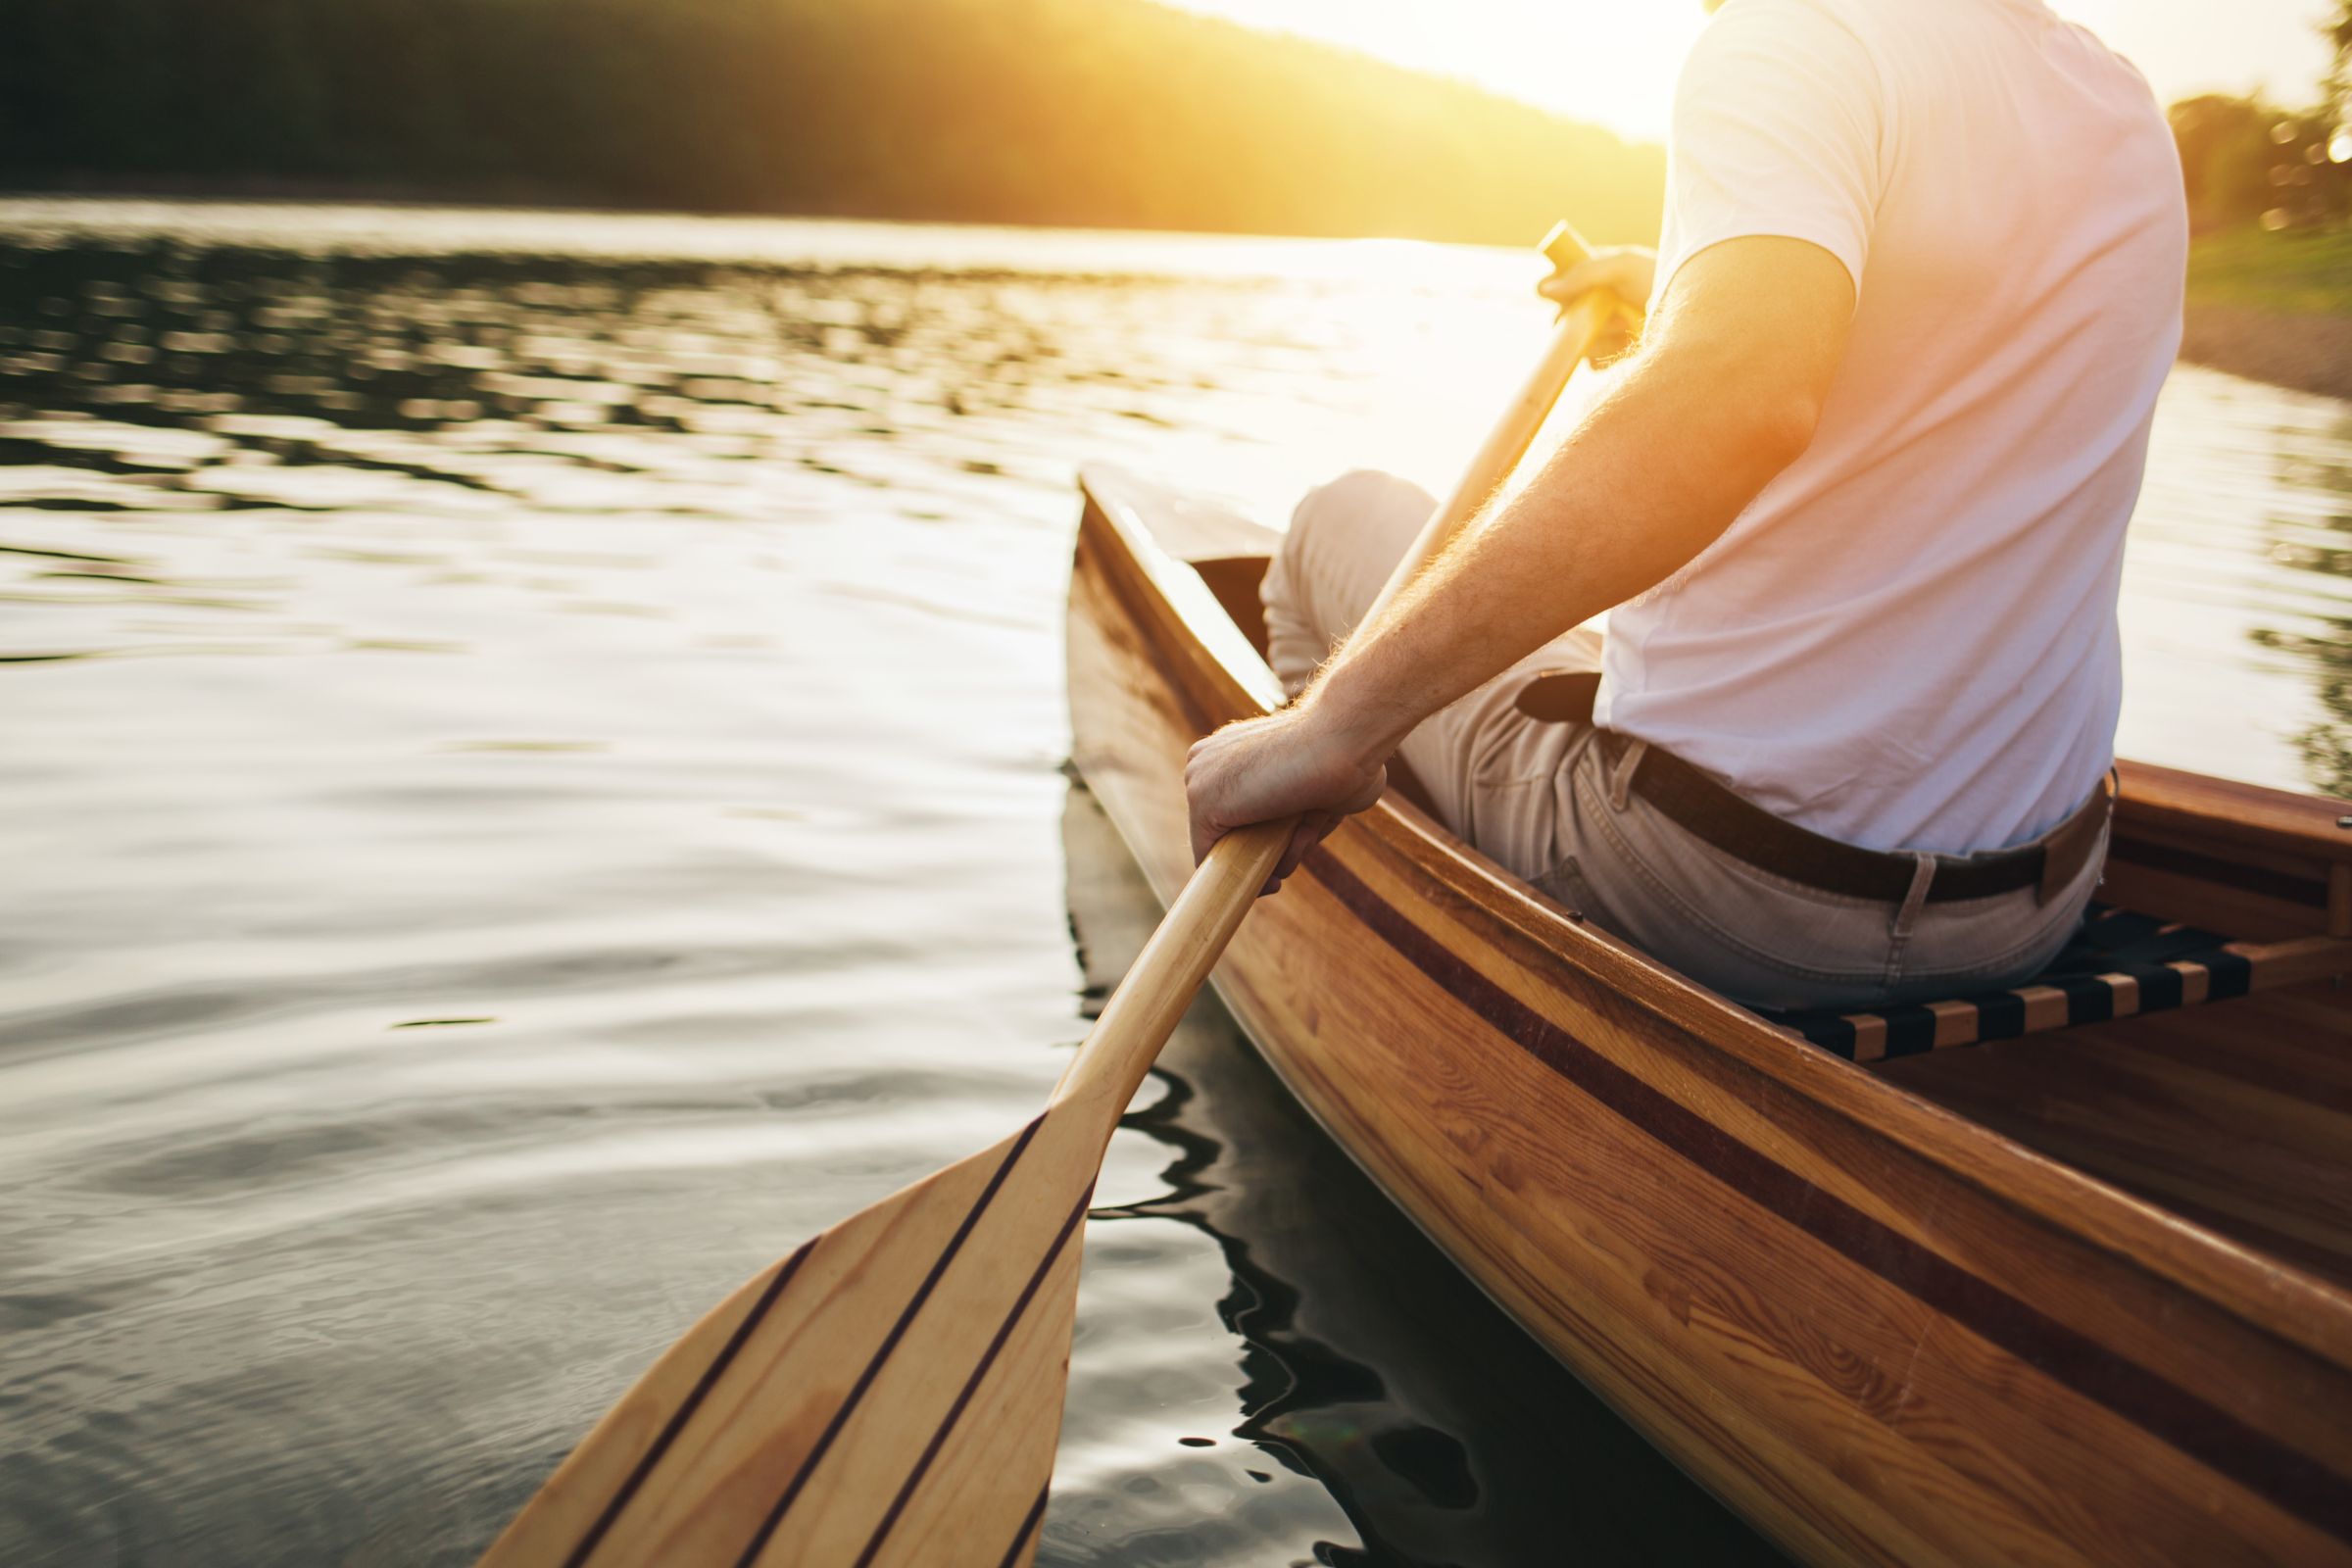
<box><xmin>1</xmin><ymin>199</ymin><xmax>2347</xmax><ymax>1567</ymax></box>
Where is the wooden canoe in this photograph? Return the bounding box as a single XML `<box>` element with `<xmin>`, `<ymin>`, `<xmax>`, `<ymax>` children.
<box><xmin>1064</xmin><ymin>465</ymin><xmax>2352</xmax><ymax>1568</ymax></box>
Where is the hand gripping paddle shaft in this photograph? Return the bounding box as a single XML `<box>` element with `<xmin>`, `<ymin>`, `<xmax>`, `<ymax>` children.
<box><xmin>475</xmin><ymin>220</ymin><xmax>1619</xmax><ymax>1568</ymax></box>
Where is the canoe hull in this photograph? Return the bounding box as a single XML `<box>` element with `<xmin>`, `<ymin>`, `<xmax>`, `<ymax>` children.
<box><xmin>1066</xmin><ymin>468</ymin><xmax>2352</xmax><ymax>1567</ymax></box>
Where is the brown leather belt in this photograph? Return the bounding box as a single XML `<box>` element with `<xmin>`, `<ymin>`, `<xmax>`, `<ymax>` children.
<box><xmin>1590</xmin><ymin>728</ymin><xmax>2112</xmax><ymax>905</ymax></box>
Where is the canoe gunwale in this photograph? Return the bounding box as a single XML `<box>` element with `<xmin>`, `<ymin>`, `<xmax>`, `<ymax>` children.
<box><xmin>1073</xmin><ymin>463</ymin><xmax>2352</xmax><ymax>1375</ymax></box>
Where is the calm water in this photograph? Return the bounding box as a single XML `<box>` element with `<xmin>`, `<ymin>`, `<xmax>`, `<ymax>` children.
<box><xmin>0</xmin><ymin>199</ymin><xmax>2347</xmax><ymax>1567</ymax></box>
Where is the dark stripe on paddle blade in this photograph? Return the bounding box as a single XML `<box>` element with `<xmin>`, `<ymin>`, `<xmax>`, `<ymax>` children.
<box><xmin>732</xmin><ymin>1114</ymin><xmax>1048</xmax><ymax>1568</ymax></box>
<box><xmin>994</xmin><ymin>1485</ymin><xmax>1051</xmax><ymax>1568</ymax></box>
<box><xmin>851</xmin><ymin>1192</ymin><xmax>1092</xmax><ymax>1568</ymax></box>
<box><xmin>564</xmin><ymin>1241</ymin><xmax>817</xmax><ymax>1567</ymax></box>
<box><xmin>1304</xmin><ymin>846</ymin><xmax>2352</xmax><ymax>1546</ymax></box>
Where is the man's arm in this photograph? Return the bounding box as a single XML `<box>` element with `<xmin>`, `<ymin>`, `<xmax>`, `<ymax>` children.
<box><xmin>1185</xmin><ymin>235</ymin><xmax>1856</xmax><ymax>884</ymax></box>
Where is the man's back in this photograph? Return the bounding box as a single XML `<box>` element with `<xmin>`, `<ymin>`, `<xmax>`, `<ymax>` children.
<box><xmin>1594</xmin><ymin>0</ymin><xmax>2187</xmax><ymax>853</ymax></box>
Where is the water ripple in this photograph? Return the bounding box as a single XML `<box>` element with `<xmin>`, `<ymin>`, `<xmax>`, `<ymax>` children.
<box><xmin>3</xmin><ymin>200</ymin><xmax>2346</xmax><ymax>1566</ymax></box>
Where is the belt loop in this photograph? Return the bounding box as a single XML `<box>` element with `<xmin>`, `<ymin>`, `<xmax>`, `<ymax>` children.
<box><xmin>2100</xmin><ymin>766</ymin><xmax>2118</xmax><ymax>890</ymax></box>
<box><xmin>1886</xmin><ymin>853</ymin><xmax>1936</xmax><ymax>985</ymax></box>
<box><xmin>1606</xmin><ymin>737</ymin><xmax>1648</xmax><ymax>811</ymax></box>
<box><xmin>1892</xmin><ymin>854</ymin><xmax>1936</xmax><ymax>941</ymax></box>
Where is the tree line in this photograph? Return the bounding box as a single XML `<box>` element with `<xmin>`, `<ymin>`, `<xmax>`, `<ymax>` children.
<box><xmin>3</xmin><ymin>0</ymin><xmax>2340</xmax><ymax>249</ymax></box>
<box><xmin>2170</xmin><ymin>1</ymin><xmax>2352</xmax><ymax>232</ymax></box>
<box><xmin>0</xmin><ymin>0</ymin><xmax>1664</xmax><ymax>246</ymax></box>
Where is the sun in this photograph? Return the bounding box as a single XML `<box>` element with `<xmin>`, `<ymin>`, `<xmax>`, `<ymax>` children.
<box><xmin>1155</xmin><ymin>0</ymin><xmax>1708</xmax><ymax>139</ymax></box>
<box><xmin>1155</xmin><ymin>0</ymin><xmax>2336</xmax><ymax>142</ymax></box>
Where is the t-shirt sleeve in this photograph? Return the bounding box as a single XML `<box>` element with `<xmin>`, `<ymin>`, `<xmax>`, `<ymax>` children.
<box><xmin>1656</xmin><ymin>0</ymin><xmax>1884</xmax><ymax>304</ymax></box>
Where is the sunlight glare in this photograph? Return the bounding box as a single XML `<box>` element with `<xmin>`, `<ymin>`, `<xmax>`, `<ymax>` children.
<box><xmin>1157</xmin><ymin>0</ymin><xmax>1706</xmax><ymax>139</ymax></box>
<box><xmin>1161</xmin><ymin>0</ymin><xmax>2335</xmax><ymax>140</ymax></box>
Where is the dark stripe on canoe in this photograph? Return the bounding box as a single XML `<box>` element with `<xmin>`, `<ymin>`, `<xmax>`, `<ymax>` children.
<box><xmin>1305</xmin><ymin>847</ymin><xmax>2352</xmax><ymax>1545</ymax></box>
<box><xmin>732</xmin><ymin>1114</ymin><xmax>1048</xmax><ymax>1568</ymax></box>
<box><xmin>564</xmin><ymin>1242</ymin><xmax>816</xmax><ymax>1567</ymax></box>
<box><xmin>2107</xmin><ymin>835</ymin><xmax>2329</xmax><ymax>909</ymax></box>
<box><xmin>852</xmin><ymin>1192</ymin><xmax>1091</xmax><ymax>1568</ymax></box>
<box><xmin>994</xmin><ymin>1485</ymin><xmax>1052</xmax><ymax>1568</ymax></box>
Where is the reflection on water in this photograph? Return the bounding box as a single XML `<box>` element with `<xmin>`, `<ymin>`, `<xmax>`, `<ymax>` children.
<box><xmin>2119</xmin><ymin>368</ymin><xmax>2352</xmax><ymax>787</ymax></box>
<box><xmin>0</xmin><ymin>199</ymin><xmax>2345</xmax><ymax>1565</ymax></box>
<box><xmin>1058</xmin><ymin>784</ymin><xmax>1777</xmax><ymax>1566</ymax></box>
<box><xmin>2230</xmin><ymin>398</ymin><xmax>2352</xmax><ymax>795</ymax></box>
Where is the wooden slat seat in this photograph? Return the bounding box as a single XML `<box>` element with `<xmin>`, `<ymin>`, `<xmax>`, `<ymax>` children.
<box><xmin>1075</xmin><ymin>466</ymin><xmax>2352</xmax><ymax>1567</ymax></box>
<box><xmin>1111</xmin><ymin>475</ymin><xmax>2352</xmax><ymax>1072</ymax></box>
<box><xmin>1764</xmin><ymin>906</ymin><xmax>2352</xmax><ymax>1062</ymax></box>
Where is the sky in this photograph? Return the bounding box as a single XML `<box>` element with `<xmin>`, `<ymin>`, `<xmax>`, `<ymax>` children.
<box><xmin>1156</xmin><ymin>0</ymin><xmax>2341</xmax><ymax>141</ymax></box>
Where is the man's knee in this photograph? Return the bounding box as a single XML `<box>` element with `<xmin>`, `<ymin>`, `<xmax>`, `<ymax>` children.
<box><xmin>1287</xmin><ymin>467</ymin><xmax>1436</xmax><ymax>547</ymax></box>
<box><xmin>1279</xmin><ymin>468</ymin><xmax>1439</xmax><ymax>600</ymax></box>
<box><xmin>1264</xmin><ymin>468</ymin><xmax>1431</xmax><ymax>690</ymax></box>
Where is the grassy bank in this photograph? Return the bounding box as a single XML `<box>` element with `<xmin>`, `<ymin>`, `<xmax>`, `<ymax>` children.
<box><xmin>2180</xmin><ymin>225</ymin><xmax>2352</xmax><ymax>400</ymax></box>
<box><xmin>2187</xmin><ymin>225</ymin><xmax>2352</xmax><ymax>317</ymax></box>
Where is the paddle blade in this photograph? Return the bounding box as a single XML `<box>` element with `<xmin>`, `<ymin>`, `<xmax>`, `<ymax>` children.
<box><xmin>479</xmin><ymin>1111</ymin><xmax>1099</xmax><ymax>1568</ymax></box>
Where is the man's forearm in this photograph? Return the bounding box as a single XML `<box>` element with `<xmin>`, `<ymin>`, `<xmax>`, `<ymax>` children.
<box><xmin>1179</xmin><ymin>237</ymin><xmax>1851</xmax><ymax>877</ymax></box>
<box><xmin>1304</xmin><ymin>336</ymin><xmax>1817</xmax><ymax>763</ymax></box>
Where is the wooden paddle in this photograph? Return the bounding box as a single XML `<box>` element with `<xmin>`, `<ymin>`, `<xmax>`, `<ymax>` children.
<box><xmin>475</xmin><ymin>220</ymin><xmax>1622</xmax><ymax>1568</ymax></box>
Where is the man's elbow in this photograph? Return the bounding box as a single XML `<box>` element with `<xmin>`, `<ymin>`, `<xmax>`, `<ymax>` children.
<box><xmin>1642</xmin><ymin>322</ymin><xmax>1832</xmax><ymax>487</ymax></box>
<box><xmin>1728</xmin><ymin>390</ymin><xmax>1822</xmax><ymax>478</ymax></box>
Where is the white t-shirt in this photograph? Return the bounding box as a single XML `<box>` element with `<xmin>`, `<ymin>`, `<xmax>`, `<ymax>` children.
<box><xmin>1591</xmin><ymin>0</ymin><xmax>2186</xmax><ymax>854</ymax></box>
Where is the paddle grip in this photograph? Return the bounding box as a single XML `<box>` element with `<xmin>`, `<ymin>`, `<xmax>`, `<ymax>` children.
<box><xmin>1057</xmin><ymin>220</ymin><xmax>1618</xmax><ymax>1121</ymax></box>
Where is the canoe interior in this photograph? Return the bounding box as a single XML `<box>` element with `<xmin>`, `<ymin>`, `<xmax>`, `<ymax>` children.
<box><xmin>1070</xmin><ymin>466</ymin><xmax>2352</xmax><ymax>1567</ymax></box>
<box><xmin>1121</xmin><ymin>487</ymin><xmax>2352</xmax><ymax>1298</ymax></box>
<box><xmin>1879</xmin><ymin>987</ymin><xmax>2352</xmax><ymax>1290</ymax></box>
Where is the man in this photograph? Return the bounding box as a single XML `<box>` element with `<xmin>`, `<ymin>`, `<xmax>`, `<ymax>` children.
<box><xmin>1183</xmin><ymin>0</ymin><xmax>2187</xmax><ymax>1009</ymax></box>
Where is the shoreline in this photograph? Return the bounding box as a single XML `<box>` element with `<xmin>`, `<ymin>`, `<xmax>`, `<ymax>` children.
<box><xmin>2179</xmin><ymin>304</ymin><xmax>2352</xmax><ymax>403</ymax></box>
<box><xmin>2</xmin><ymin>184</ymin><xmax>2347</xmax><ymax>404</ymax></box>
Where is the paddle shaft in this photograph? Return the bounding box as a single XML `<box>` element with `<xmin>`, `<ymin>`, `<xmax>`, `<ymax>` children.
<box><xmin>1360</xmin><ymin>290</ymin><xmax>1617</xmax><ymax>628</ymax></box>
<box><xmin>1055</xmin><ymin>227</ymin><xmax>1618</xmax><ymax>1111</ymax></box>
<box><xmin>1052</xmin><ymin>815</ymin><xmax>1291</xmax><ymax>1110</ymax></box>
<box><xmin>477</xmin><ymin>220</ymin><xmax>1625</xmax><ymax>1568</ymax></box>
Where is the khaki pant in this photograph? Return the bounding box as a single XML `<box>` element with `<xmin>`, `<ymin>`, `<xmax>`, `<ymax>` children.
<box><xmin>1262</xmin><ymin>470</ymin><xmax>2105</xmax><ymax>1011</ymax></box>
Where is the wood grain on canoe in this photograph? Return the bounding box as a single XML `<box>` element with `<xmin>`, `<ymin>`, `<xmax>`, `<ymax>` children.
<box><xmin>1067</xmin><ymin>466</ymin><xmax>2352</xmax><ymax>1567</ymax></box>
